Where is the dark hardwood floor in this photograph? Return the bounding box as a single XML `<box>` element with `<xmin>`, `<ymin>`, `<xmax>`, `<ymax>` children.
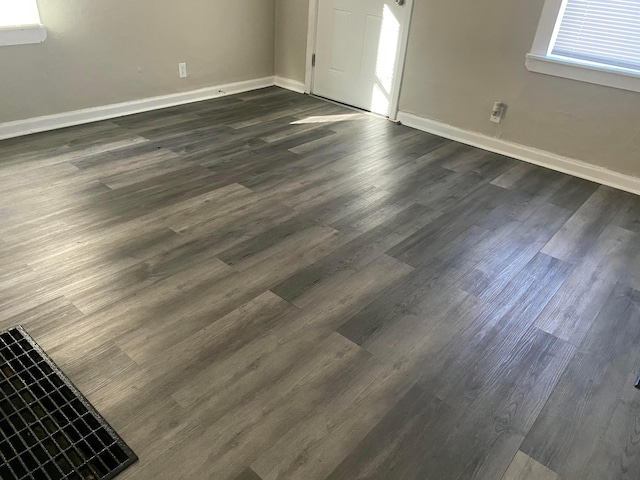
<box><xmin>1</xmin><ymin>87</ymin><xmax>640</xmax><ymax>479</ymax></box>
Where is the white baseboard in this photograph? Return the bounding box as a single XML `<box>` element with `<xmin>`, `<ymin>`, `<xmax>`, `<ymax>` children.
<box><xmin>398</xmin><ymin>111</ymin><xmax>640</xmax><ymax>196</ymax></box>
<box><xmin>0</xmin><ymin>76</ymin><xmax>276</xmax><ymax>141</ymax></box>
<box><xmin>275</xmin><ymin>76</ymin><xmax>306</xmax><ymax>94</ymax></box>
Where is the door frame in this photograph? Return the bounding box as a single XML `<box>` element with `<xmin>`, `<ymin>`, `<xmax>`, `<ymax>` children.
<box><xmin>304</xmin><ymin>0</ymin><xmax>415</xmax><ymax>121</ymax></box>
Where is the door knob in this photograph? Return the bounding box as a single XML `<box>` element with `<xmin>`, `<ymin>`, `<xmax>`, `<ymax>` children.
<box><xmin>395</xmin><ymin>0</ymin><xmax>405</xmax><ymax>5</ymax></box>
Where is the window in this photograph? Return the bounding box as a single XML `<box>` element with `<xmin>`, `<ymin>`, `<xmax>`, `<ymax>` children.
<box><xmin>0</xmin><ymin>0</ymin><xmax>47</xmax><ymax>46</ymax></box>
<box><xmin>526</xmin><ymin>0</ymin><xmax>640</xmax><ymax>93</ymax></box>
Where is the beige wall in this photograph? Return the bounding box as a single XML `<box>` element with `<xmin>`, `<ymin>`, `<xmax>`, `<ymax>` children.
<box><xmin>400</xmin><ymin>0</ymin><xmax>640</xmax><ymax>178</ymax></box>
<box><xmin>0</xmin><ymin>0</ymin><xmax>275</xmax><ymax>123</ymax></box>
<box><xmin>275</xmin><ymin>0</ymin><xmax>308</xmax><ymax>83</ymax></box>
<box><xmin>270</xmin><ymin>0</ymin><xmax>640</xmax><ymax>179</ymax></box>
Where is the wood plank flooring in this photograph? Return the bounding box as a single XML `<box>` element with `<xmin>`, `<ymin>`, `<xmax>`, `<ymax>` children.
<box><xmin>1</xmin><ymin>87</ymin><xmax>640</xmax><ymax>479</ymax></box>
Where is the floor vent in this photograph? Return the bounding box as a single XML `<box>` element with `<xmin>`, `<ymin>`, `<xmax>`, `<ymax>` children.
<box><xmin>0</xmin><ymin>326</ymin><xmax>137</xmax><ymax>480</ymax></box>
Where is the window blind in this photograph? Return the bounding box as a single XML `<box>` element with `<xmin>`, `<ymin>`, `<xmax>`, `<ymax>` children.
<box><xmin>551</xmin><ymin>0</ymin><xmax>640</xmax><ymax>71</ymax></box>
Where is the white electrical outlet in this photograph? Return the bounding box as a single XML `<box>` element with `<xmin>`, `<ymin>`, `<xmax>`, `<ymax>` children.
<box><xmin>178</xmin><ymin>62</ymin><xmax>187</xmax><ymax>78</ymax></box>
<box><xmin>490</xmin><ymin>102</ymin><xmax>506</xmax><ymax>123</ymax></box>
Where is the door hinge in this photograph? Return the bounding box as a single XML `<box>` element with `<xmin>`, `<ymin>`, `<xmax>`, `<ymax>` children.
<box><xmin>312</xmin><ymin>54</ymin><xmax>316</xmax><ymax>67</ymax></box>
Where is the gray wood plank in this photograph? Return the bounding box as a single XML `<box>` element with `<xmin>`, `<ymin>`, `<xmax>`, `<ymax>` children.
<box><xmin>386</xmin><ymin>182</ymin><xmax>517</xmax><ymax>267</ymax></box>
<box><xmin>271</xmin><ymin>203</ymin><xmax>436</xmax><ymax>306</ymax></box>
<box><xmin>535</xmin><ymin>224</ymin><xmax>639</xmax><ymax>344</ymax></box>
<box><xmin>327</xmin><ymin>327</ymin><xmax>572</xmax><ymax>480</ymax></box>
<box><xmin>459</xmin><ymin>202</ymin><xmax>573</xmax><ymax>300</ymax></box>
<box><xmin>548</xmin><ymin>176</ymin><xmax>600</xmax><ymax>212</ymax></box>
<box><xmin>491</xmin><ymin>162</ymin><xmax>571</xmax><ymax>196</ymax></box>
<box><xmin>541</xmin><ymin>186</ymin><xmax>633</xmax><ymax>264</ymax></box>
<box><xmin>521</xmin><ymin>283</ymin><xmax>640</xmax><ymax>478</ymax></box>
<box><xmin>501</xmin><ymin>451</ymin><xmax>558</xmax><ymax>480</ymax></box>
<box><xmin>1</xmin><ymin>87</ymin><xmax>639</xmax><ymax>480</ymax></box>
<box><xmin>233</xmin><ymin>468</ymin><xmax>263</xmax><ymax>480</ymax></box>
<box><xmin>323</xmin><ymin>383</ymin><xmax>455</xmax><ymax>480</ymax></box>
<box><xmin>419</xmin><ymin>252</ymin><xmax>574</xmax><ymax>408</ymax></box>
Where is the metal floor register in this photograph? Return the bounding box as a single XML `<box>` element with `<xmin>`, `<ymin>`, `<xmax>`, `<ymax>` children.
<box><xmin>0</xmin><ymin>326</ymin><xmax>137</xmax><ymax>480</ymax></box>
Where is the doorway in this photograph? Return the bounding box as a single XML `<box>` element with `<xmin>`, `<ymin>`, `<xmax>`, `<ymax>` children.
<box><xmin>305</xmin><ymin>0</ymin><xmax>414</xmax><ymax>119</ymax></box>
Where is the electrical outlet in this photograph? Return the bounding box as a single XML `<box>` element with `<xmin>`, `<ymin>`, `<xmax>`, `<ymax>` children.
<box><xmin>490</xmin><ymin>102</ymin><xmax>506</xmax><ymax>123</ymax></box>
<box><xmin>178</xmin><ymin>62</ymin><xmax>187</xmax><ymax>78</ymax></box>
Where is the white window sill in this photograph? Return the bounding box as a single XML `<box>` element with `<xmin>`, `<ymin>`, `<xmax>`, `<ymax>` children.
<box><xmin>0</xmin><ymin>24</ymin><xmax>47</xmax><ymax>46</ymax></box>
<box><xmin>526</xmin><ymin>53</ymin><xmax>640</xmax><ymax>94</ymax></box>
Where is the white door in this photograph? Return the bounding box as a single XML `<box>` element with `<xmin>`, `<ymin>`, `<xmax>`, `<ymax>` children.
<box><xmin>312</xmin><ymin>0</ymin><xmax>411</xmax><ymax>116</ymax></box>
